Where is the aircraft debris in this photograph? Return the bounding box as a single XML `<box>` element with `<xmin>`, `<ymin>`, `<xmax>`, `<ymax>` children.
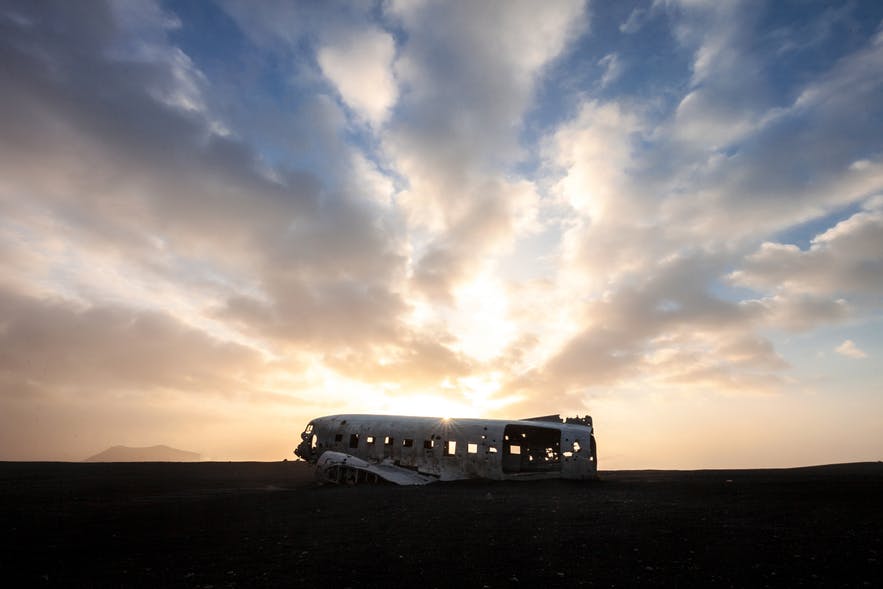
<box><xmin>294</xmin><ymin>414</ymin><xmax>598</xmax><ymax>485</ymax></box>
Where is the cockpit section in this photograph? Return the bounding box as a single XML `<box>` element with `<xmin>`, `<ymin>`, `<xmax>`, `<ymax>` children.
<box><xmin>294</xmin><ymin>422</ymin><xmax>318</xmax><ymax>462</ymax></box>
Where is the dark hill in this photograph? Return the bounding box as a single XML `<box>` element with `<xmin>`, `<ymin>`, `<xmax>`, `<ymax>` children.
<box><xmin>84</xmin><ymin>444</ymin><xmax>200</xmax><ymax>462</ymax></box>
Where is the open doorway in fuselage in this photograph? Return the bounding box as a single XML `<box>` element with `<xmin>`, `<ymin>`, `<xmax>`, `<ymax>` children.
<box><xmin>501</xmin><ymin>424</ymin><xmax>562</xmax><ymax>474</ymax></box>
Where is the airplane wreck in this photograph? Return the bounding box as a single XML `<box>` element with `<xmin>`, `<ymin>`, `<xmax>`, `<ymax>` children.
<box><xmin>294</xmin><ymin>414</ymin><xmax>597</xmax><ymax>485</ymax></box>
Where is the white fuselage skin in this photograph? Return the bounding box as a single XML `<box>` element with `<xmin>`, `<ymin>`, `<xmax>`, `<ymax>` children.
<box><xmin>295</xmin><ymin>414</ymin><xmax>597</xmax><ymax>481</ymax></box>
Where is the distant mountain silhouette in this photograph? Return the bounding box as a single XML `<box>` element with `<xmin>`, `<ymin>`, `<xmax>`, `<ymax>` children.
<box><xmin>85</xmin><ymin>445</ymin><xmax>201</xmax><ymax>462</ymax></box>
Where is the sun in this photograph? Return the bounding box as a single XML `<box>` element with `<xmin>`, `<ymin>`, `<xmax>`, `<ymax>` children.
<box><xmin>448</xmin><ymin>271</ymin><xmax>517</xmax><ymax>362</ymax></box>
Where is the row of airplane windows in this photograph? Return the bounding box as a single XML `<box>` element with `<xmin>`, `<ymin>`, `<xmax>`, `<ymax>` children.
<box><xmin>325</xmin><ymin>432</ymin><xmax>583</xmax><ymax>459</ymax></box>
<box><xmin>331</xmin><ymin>433</ymin><xmax>507</xmax><ymax>455</ymax></box>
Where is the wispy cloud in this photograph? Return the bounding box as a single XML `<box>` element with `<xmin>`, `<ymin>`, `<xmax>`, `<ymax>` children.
<box><xmin>836</xmin><ymin>340</ymin><xmax>868</xmax><ymax>359</ymax></box>
<box><xmin>597</xmin><ymin>53</ymin><xmax>624</xmax><ymax>88</ymax></box>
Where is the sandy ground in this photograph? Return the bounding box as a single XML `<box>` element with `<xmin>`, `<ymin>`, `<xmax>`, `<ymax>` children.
<box><xmin>1</xmin><ymin>461</ymin><xmax>881</xmax><ymax>587</ymax></box>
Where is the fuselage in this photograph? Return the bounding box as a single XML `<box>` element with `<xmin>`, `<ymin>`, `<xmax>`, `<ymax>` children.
<box><xmin>295</xmin><ymin>414</ymin><xmax>597</xmax><ymax>481</ymax></box>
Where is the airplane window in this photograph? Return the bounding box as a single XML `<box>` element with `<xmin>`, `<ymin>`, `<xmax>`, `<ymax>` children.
<box><xmin>467</xmin><ymin>443</ymin><xmax>478</xmax><ymax>454</ymax></box>
<box><xmin>384</xmin><ymin>436</ymin><xmax>394</xmax><ymax>446</ymax></box>
<box><xmin>403</xmin><ymin>438</ymin><xmax>414</xmax><ymax>447</ymax></box>
<box><xmin>444</xmin><ymin>440</ymin><xmax>457</xmax><ymax>456</ymax></box>
<box><xmin>366</xmin><ymin>436</ymin><xmax>375</xmax><ymax>445</ymax></box>
<box><xmin>349</xmin><ymin>434</ymin><xmax>359</xmax><ymax>448</ymax></box>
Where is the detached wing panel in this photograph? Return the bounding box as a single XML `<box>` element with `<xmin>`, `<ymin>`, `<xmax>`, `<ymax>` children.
<box><xmin>315</xmin><ymin>451</ymin><xmax>437</xmax><ymax>485</ymax></box>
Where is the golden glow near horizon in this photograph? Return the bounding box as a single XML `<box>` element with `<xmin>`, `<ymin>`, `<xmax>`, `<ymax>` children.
<box><xmin>1</xmin><ymin>2</ymin><xmax>882</xmax><ymax>467</ymax></box>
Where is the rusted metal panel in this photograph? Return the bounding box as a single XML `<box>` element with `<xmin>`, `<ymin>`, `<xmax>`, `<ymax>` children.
<box><xmin>295</xmin><ymin>414</ymin><xmax>597</xmax><ymax>485</ymax></box>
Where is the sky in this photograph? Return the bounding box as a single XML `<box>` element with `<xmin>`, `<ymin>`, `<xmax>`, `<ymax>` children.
<box><xmin>1</xmin><ymin>0</ymin><xmax>882</xmax><ymax>468</ymax></box>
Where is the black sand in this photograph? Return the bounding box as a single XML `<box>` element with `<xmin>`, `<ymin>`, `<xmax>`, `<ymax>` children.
<box><xmin>1</xmin><ymin>461</ymin><xmax>881</xmax><ymax>587</ymax></box>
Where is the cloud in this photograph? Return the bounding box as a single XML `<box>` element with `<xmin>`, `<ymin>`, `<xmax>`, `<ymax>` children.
<box><xmin>407</xmin><ymin>178</ymin><xmax>540</xmax><ymax>303</ymax></box>
<box><xmin>741</xmin><ymin>295</ymin><xmax>849</xmax><ymax>332</ymax></box>
<box><xmin>662</xmin><ymin>14</ymin><xmax>883</xmax><ymax>238</ymax></box>
<box><xmin>730</xmin><ymin>206</ymin><xmax>883</xmax><ymax>298</ymax></box>
<box><xmin>506</xmin><ymin>3</ymin><xmax>883</xmax><ymax>413</ymax></box>
<box><xmin>516</xmin><ymin>252</ymin><xmax>787</xmax><ymax>399</ymax></box>
<box><xmin>595</xmin><ymin>1</ymin><xmax>883</xmax><ymax>254</ymax></box>
<box><xmin>836</xmin><ymin>339</ymin><xmax>867</xmax><ymax>359</ymax></box>
<box><xmin>620</xmin><ymin>7</ymin><xmax>648</xmax><ymax>34</ymax></box>
<box><xmin>0</xmin><ymin>285</ymin><xmax>308</xmax><ymax>460</ymax></box>
<box><xmin>598</xmin><ymin>53</ymin><xmax>624</xmax><ymax>88</ymax></box>
<box><xmin>317</xmin><ymin>26</ymin><xmax>398</xmax><ymax>126</ymax></box>
<box><xmin>0</xmin><ymin>287</ymin><xmax>263</xmax><ymax>399</ymax></box>
<box><xmin>549</xmin><ymin>100</ymin><xmax>643</xmax><ymax>223</ymax></box>
<box><xmin>2</xmin><ymin>0</ymin><xmax>883</xmax><ymax>466</ymax></box>
<box><xmin>218</xmin><ymin>0</ymin><xmax>372</xmax><ymax>48</ymax></box>
<box><xmin>0</xmin><ymin>0</ymin><xmax>413</xmax><ymax>359</ymax></box>
<box><xmin>385</xmin><ymin>0</ymin><xmax>585</xmax><ymax>301</ymax></box>
<box><xmin>323</xmin><ymin>337</ymin><xmax>475</xmax><ymax>390</ymax></box>
<box><xmin>0</xmin><ymin>3</ymin><xmax>571</xmax><ymax>426</ymax></box>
